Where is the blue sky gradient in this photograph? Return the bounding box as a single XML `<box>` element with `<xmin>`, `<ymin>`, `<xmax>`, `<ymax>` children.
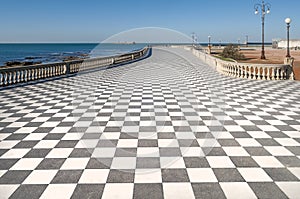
<box><xmin>0</xmin><ymin>0</ymin><xmax>299</xmax><ymax>43</ymax></box>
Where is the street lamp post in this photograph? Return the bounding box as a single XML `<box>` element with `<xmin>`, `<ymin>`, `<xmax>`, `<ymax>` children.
<box><xmin>254</xmin><ymin>0</ymin><xmax>271</xmax><ymax>59</ymax></box>
<box><xmin>285</xmin><ymin>18</ymin><xmax>291</xmax><ymax>58</ymax></box>
<box><xmin>208</xmin><ymin>36</ymin><xmax>211</xmax><ymax>54</ymax></box>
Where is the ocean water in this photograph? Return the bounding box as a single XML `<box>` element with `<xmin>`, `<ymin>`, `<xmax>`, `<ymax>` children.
<box><xmin>0</xmin><ymin>43</ymin><xmax>146</xmax><ymax>66</ymax></box>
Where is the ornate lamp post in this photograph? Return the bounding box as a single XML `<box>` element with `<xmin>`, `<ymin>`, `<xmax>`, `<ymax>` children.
<box><xmin>285</xmin><ymin>18</ymin><xmax>291</xmax><ymax>58</ymax></box>
<box><xmin>254</xmin><ymin>0</ymin><xmax>271</xmax><ymax>59</ymax></box>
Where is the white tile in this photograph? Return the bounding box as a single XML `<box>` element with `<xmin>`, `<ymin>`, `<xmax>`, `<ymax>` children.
<box><xmin>238</xmin><ymin>168</ymin><xmax>272</xmax><ymax>182</ymax></box>
<box><xmin>160</xmin><ymin>157</ymin><xmax>186</xmax><ymax>168</ymax></box>
<box><xmin>117</xmin><ymin>139</ymin><xmax>138</xmax><ymax>148</ymax></box>
<box><xmin>137</xmin><ymin>147</ymin><xmax>159</xmax><ymax>157</ymax></box>
<box><xmin>163</xmin><ymin>183</ymin><xmax>195</xmax><ymax>199</ymax></box>
<box><xmin>0</xmin><ymin>141</ymin><xmax>19</xmax><ymax>149</ymax></box>
<box><xmin>236</xmin><ymin>138</ymin><xmax>261</xmax><ymax>147</ymax></box>
<box><xmin>23</xmin><ymin>170</ymin><xmax>58</xmax><ymax>184</ymax></box>
<box><xmin>207</xmin><ymin>156</ymin><xmax>235</xmax><ymax>168</ymax></box>
<box><xmin>187</xmin><ymin>168</ymin><xmax>218</xmax><ymax>182</ymax></box>
<box><xmin>224</xmin><ymin>125</ymin><xmax>245</xmax><ymax>132</ymax></box>
<box><xmin>158</xmin><ymin>139</ymin><xmax>179</xmax><ymax>147</ymax></box>
<box><xmin>275</xmin><ymin>138</ymin><xmax>300</xmax><ymax>146</ymax></box>
<box><xmin>46</xmin><ymin>148</ymin><xmax>74</xmax><ymax>158</ymax></box>
<box><xmin>102</xmin><ymin>183</ymin><xmax>133</xmax><ymax>199</ymax></box>
<box><xmin>0</xmin><ymin>185</ymin><xmax>19</xmax><ymax>199</ymax></box>
<box><xmin>252</xmin><ymin>156</ymin><xmax>284</xmax><ymax>168</ymax></box>
<box><xmin>264</xmin><ymin>146</ymin><xmax>294</xmax><ymax>156</ymax></box>
<box><xmin>247</xmin><ymin>131</ymin><xmax>271</xmax><ymax>138</ymax></box>
<box><xmin>62</xmin><ymin>133</ymin><xmax>83</xmax><ymax>140</ymax></box>
<box><xmin>79</xmin><ymin>169</ymin><xmax>109</xmax><ymax>184</ymax></box>
<box><xmin>180</xmin><ymin>147</ymin><xmax>204</xmax><ymax>157</ymax></box>
<box><xmin>223</xmin><ymin>147</ymin><xmax>250</xmax><ymax>156</ymax></box>
<box><xmin>288</xmin><ymin>168</ymin><xmax>300</xmax><ymax>179</ymax></box>
<box><xmin>40</xmin><ymin>184</ymin><xmax>76</xmax><ymax>199</ymax></box>
<box><xmin>92</xmin><ymin>148</ymin><xmax>116</xmax><ymax>158</ymax></box>
<box><xmin>76</xmin><ymin>139</ymin><xmax>98</xmax><ymax>148</ymax></box>
<box><xmin>197</xmin><ymin>139</ymin><xmax>220</xmax><ymax>147</ymax></box>
<box><xmin>0</xmin><ymin>149</ymin><xmax>30</xmax><ymax>159</ymax></box>
<box><xmin>100</xmin><ymin>133</ymin><xmax>120</xmax><ymax>140</ymax></box>
<box><xmin>134</xmin><ymin>169</ymin><xmax>162</xmax><ymax>183</ymax></box>
<box><xmin>283</xmin><ymin>131</ymin><xmax>300</xmax><ymax>138</ymax></box>
<box><xmin>10</xmin><ymin>158</ymin><xmax>43</xmax><ymax>170</ymax></box>
<box><xmin>49</xmin><ymin>127</ymin><xmax>72</xmax><ymax>134</ymax></box>
<box><xmin>34</xmin><ymin>140</ymin><xmax>59</xmax><ymax>148</ymax></box>
<box><xmin>276</xmin><ymin>182</ymin><xmax>300</xmax><ymax>199</ymax></box>
<box><xmin>60</xmin><ymin>158</ymin><xmax>89</xmax><ymax>170</ymax></box>
<box><xmin>14</xmin><ymin>127</ymin><xmax>38</xmax><ymax>134</ymax></box>
<box><xmin>220</xmin><ymin>182</ymin><xmax>257</xmax><ymax>199</ymax></box>
<box><xmin>24</xmin><ymin>133</ymin><xmax>47</xmax><ymax>141</ymax></box>
<box><xmin>40</xmin><ymin>122</ymin><xmax>61</xmax><ymax>128</ymax></box>
<box><xmin>111</xmin><ymin>157</ymin><xmax>136</xmax><ymax>169</ymax></box>
<box><xmin>258</xmin><ymin>125</ymin><xmax>280</xmax><ymax>132</ymax></box>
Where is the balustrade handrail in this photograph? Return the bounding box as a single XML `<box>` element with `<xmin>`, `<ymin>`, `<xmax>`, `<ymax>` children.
<box><xmin>179</xmin><ymin>45</ymin><xmax>294</xmax><ymax>81</ymax></box>
<box><xmin>0</xmin><ymin>46</ymin><xmax>150</xmax><ymax>86</ymax></box>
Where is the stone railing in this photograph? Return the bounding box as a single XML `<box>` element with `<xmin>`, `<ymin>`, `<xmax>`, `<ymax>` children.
<box><xmin>0</xmin><ymin>47</ymin><xmax>150</xmax><ymax>86</ymax></box>
<box><xmin>184</xmin><ymin>46</ymin><xmax>294</xmax><ymax>80</ymax></box>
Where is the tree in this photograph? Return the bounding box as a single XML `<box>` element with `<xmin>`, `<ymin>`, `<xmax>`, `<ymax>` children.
<box><xmin>221</xmin><ymin>44</ymin><xmax>245</xmax><ymax>60</ymax></box>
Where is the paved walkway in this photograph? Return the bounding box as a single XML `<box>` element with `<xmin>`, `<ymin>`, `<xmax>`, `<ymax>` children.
<box><xmin>0</xmin><ymin>47</ymin><xmax>300</xmax><ymax>199</ymax></box>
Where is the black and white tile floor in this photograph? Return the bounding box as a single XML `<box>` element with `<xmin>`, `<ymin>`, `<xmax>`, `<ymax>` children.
<box><xmin>0</xmin><ymin>47</ymin><xmax>300</xmax><ymax>198</ymax></box>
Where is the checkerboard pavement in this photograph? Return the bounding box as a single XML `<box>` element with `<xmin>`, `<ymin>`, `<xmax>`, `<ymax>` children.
<box><xmin>0</xmin><ymin>47</ymin><xmax>300</xmax><ymax>199</ymax></box>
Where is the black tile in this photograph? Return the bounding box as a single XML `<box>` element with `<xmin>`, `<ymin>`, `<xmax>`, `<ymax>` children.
<box><xmin>249</xmin><ymin>182</ymin><xmax>288</xmax><ymax>199</ymax></box>
<box><xmin>55</xmin><ymin>140</ymin><xmax>78</xmax><ymax>148</ymax></box>
<box><xmin>133</xmin><ymin>183</ymin><xmax>163</xmax><ymax>199</ymax></box>
<box><xmin>24</xmin><ymin>149</ymin><xmax>51</xmax><ymax>158</ymax></box>
<box><xmin>178</xmin><ymin>140</ymin><xmax>199</xmax><ymax>147</ymax></box>
<box><xmin>97</xmin><ymin>140</ymin><xmax>118</xmax><ymax>147</ymax></box>
<box><xmin>264</xmin><ymin>168</ymin><xmax>299</xmax><ymax>181</ymax></box>
<box><xmin>107</xmin><ymin>169</ymin><xmax>134</xmax><ymax>183</ymax></box>
<box><xmin>36</xmin><ymin>158</ymin><xmax>66</xmax><ymax>170</ymax></box>
<box><xmin>276</xmin><ymin>156</ymin><xmax>300</xmax><ymax>167</ymax></box>
<box><xmin>286</xmin><ymin>146</ymin><xmax>300</xmax><ymax>156</ymax></box>
<box><xmin>51</xmin><ymin>170</ymin><xmax>83</xmax><ymax>183</ymax></box>
<box><xmin>136</xmin><ymin>157</ymin><xmax>160</xmax><ymax>168</ymax></box>
<box><xmin>230</xmin><ymin>132</ymin><xmax>251</xmax><ymax>138</ymax></box>
<box><xmin>0</xmin><ymin>170</ymin><xmax>31</xmax><ymax>184</ymax></box>
<box><xmin>192</xmin><ymin>183</ymin><xmax>226</xmax><ymax>199</ymax></box>
<box><xmin>218</xmin><ymin>139</ymin><xmax>240</xmax><ymax>146</ymax></box>
<box><xmin>43</xmin><ymin>133</ymin><xmax>64</xmax><ymax>140</ymax></box>
<box><xmin>203</xmin><ymin>147</ymin><xmax>226</xmax><ymax>156</ymax></box>
<box><xmin>5</xmin><ymin>133</ymin><xmax>28</xmax><ymax>140</ymax></box>
<box><xmin>159</xmin><ymin>148</ymin><xmax>181</xmax><ymax>157</ymax></box>
<box><xmin>69</xmin><ymin>148</ymin><xmax>92</xmax><ymax>157</ymax></box>
<box><xmin>9</xmin><ymin>185</ymin><xmax>47</xmax><ymax>199</ymax></box>
<box><xmin>213</xmin><ymin>168</ymin><xmax>245</xmax><ymax>182</ymax></box>
<box><xmin>71</xmin><ymin>184</ymin><xmax>105</xmax><ymax>199</ymax></box>
<box><xmin>138</xmin><ymin>139</ymin><xmax>158</xmax><ymax>147</ymax></box>
<box><xmin>115</xmin><ymin>148</ymin><xmax>137</xmax><ymax>157</ymax></box>
<box><xmin>230</xmin><ymin>157</ymin><xmax>259</xmax><ymax>167</ymax></box>
<box><xmin>0</xmin><ymin>149</ymin><xmax>8</xmax><ymax>156</ymax></box>
<box><xmin>33</xmin><ymin>127</ymin><xmax>54</xmax><ymax>133</ymax></box>
<box><xmin>256</xmin><ymin>139</ymin><xmax>280</xmax><ymax>146</ymax></box>
<box><xmin>86</xmin><ymin>158</ymin><xmax>112</xmax><ymax>169</ymax></box>
<box><xmin>183</xmin><ymin>157</ymin><xmax>210</xmax><ymax>168</ymax></box>
<box><xmin>0</xmin><ymin>159</ymin><xmax>19</xmax><ymax>170</ymax></box>
<box><xmin>161</xmin><ymin>169</ymin><xmax>189</xmax><ymax>182</ymax></box>
<box><xmin>13</xmin><ymin>141</ymin><xmax>38</xmax><ymax>148</ymax></box>
<box><xmin>244</xmin><ymin>147</ymin><xmax>271</xmax><ymax>156</ymax></box>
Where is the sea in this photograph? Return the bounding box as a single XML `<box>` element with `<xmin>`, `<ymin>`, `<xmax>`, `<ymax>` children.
<box><xmin>0</xmin><ymin>43</ymin><xmax>146</xmax><ymax>66</ymax></box>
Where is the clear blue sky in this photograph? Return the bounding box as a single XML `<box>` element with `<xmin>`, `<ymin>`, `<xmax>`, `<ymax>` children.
<box><xmin>0</xmin><ymin>0</ymin><xmax>299</xmax><ymax>43</ymax></box>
